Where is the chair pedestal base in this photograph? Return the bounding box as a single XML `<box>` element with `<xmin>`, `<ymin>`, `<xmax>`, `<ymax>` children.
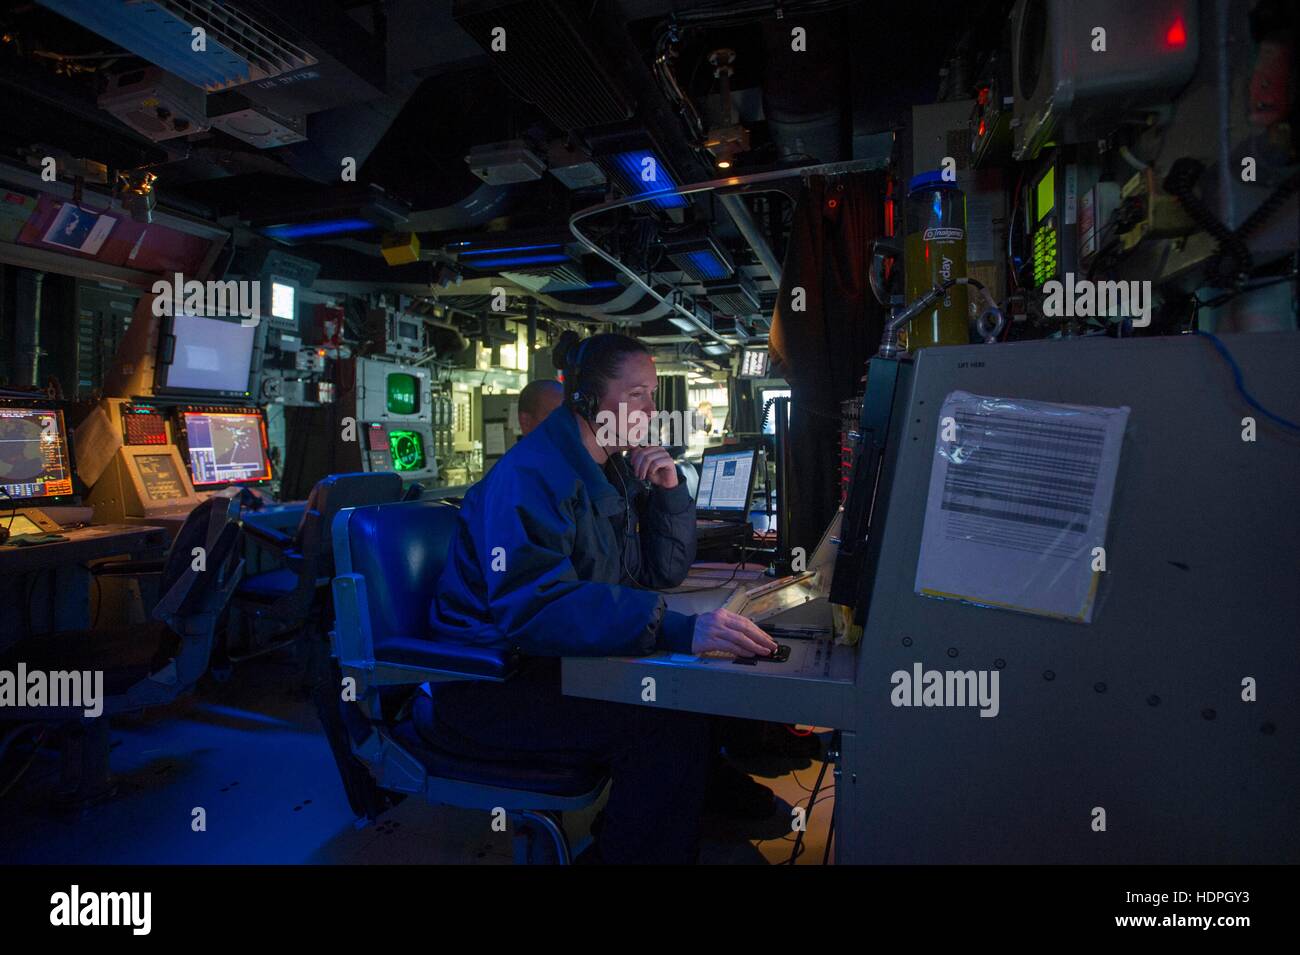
<box><xmin>54</xmin><ymin>718</ymin><xmax>117</xmax><ymax>812</ymax></box>
<box><xmin>512</xmin><ymin>810</ymin><xmax>570</xmax><ymax>865</ymax></box>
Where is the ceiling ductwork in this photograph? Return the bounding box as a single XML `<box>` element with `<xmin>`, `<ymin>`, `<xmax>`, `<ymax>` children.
<box><xmin>761</xmin><ymin>14</ymin><xmax>848</xmax><ymax>163</ymax></box>
<box><xmin>452</xmin><ymin>0</ymin><xmax>635</xmax><ymax>131</ymax></box>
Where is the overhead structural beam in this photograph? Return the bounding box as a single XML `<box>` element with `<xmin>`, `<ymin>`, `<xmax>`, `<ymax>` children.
<box><xmin>569</xmin><ymin>158</ymin><xmax>881</xmax><ymax>348</ymax></box>
<box><xmin>718</xmin><ymin>192</ymin><xmax>782</xmax><ymax>286</ymax></box>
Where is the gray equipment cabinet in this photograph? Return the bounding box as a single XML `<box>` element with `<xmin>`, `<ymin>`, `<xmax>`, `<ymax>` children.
<box><xmin>563</xmin><ymin>333</ymin><xmax>1300</xmax><ymax>863</ymax></box>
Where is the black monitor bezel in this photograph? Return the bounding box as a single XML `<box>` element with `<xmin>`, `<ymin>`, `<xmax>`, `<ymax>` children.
<box><xmin>153</xmin><ymin>312</ymin><xmax>259</xmax><ymax>400</ymax></box>
<box><xmin>695</xmin><ymin>442</ymin><xmax>760</xmax><ymax>522</ymax></box>
<box><xmin>172</xmin><ymin>405</ymin><xmax>274</xmax><ymax>488</ymax></box>
<box><xmin>0</xmin><ymin>401</ymin><xmax>78</xmax><ymax>507</ymax></box>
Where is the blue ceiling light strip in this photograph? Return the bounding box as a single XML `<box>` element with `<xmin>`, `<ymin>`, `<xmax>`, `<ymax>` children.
<box><xmin>263</xmin><ymin>218</ymin><xmax>376</xmax><ymax>239</ymax></box>
<box><xmin>460</xmin><ymin>243</ymin><xmax>565</xmax><ymax>257</ymax></box>
<box><xmin>609</xmin><ymin>150</ymin><xmax>689</xmax><ymax>209</ymax></box>
<box><xmin>463</xmin><ymin>253</ymin><xmax>571</xmax><ymax>269</ymax></box>
<box><xmin>681</xmin><ymin>249</ymin><xmax>731</xmax><ymax>281</ymax></box>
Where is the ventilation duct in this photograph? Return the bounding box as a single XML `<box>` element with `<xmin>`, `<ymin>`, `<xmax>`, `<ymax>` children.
<box><xmin>453</xmin><ymin>0</ymin><xmax>634</xmax><ymax>131</ymax></box>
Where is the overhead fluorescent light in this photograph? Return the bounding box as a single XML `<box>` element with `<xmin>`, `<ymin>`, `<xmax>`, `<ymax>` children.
<box><xmin>664</xmin><ymin>232</ymin><xmax>735</xmax><ymax>282</ymax></box>
<box><xmin>460</xmin><ymin>243</ymin><xmax>564</xmax><ymax>257</ymax></box>
<box><xmin>461</xmin><ymin>254</ymin><xmax>569</xmax><ymax>269</ymax></box>
<box><xmin>263</xmin><ymin>218</ymin><xmax>375</xmax><ymax>240</ymax></box>
<box><xmin>668</xmin><ymin>316</ymin><xmax>699</xmax><ymax>333</ymax></box>
<box><xmin>701</xmin><ymin>342</ymin><xmax>731</xmax><ymax>357</ymax></box>
<box><xmin>605</xmin><ymin>150</ymin><xmax>688</xmax><ymax>210</ymax></box>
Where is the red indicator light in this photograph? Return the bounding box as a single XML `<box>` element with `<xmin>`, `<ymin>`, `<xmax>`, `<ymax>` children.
<box><xmin>978</xmin><ymin>119</ymin><xmax>986</xmax><ymax>136</ymax></box>
<box><xmin>1166</xmin><ymin>17</ymin><xmax>1186</xmax><ymax>47</ymax></box>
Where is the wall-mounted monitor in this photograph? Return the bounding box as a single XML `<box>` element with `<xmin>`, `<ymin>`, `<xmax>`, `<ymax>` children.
<box><xmin>177</xmin><ymin>408</ymin><xmax>273</xmax><ymax>487</ymax></box>
<box><xmin>387</xmin><ymin>372</ymin><xmax>420</xmax><ymax>416</ymax></box>
<box><xmin>386</xmin><ymin>428</ymin><xmax>425</xmax><ymax>472</ymax></box>
<box><xmin>739</xmin><ymin>347</ymin><xmax>770</xmax><ymax>378</ymax></box>
<box><xmin>0</xmin><ymin>405</ymin><xmax>75</xmax><ymax>505</ymax></box>
<box><xmin>155</xmin><ymin>313</ymin><xmax>256</xmax><ymax>398</ymax></box>
<box><xmin>269</xmin><ymin>278</ymin><xmax>297</xmax><ymax>327</ymax></box>
<box><xmin>760</xmin><ymin>387</ymin><xmax>791</xmax><ymax>435</ymax></box>
<box><xmin>354</xmin><ymin>357</ymin><xmax>430</xmax><ymax>423</ymax></box>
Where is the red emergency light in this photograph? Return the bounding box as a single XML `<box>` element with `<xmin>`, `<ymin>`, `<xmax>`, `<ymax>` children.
<box><xmin>1166</xmin><ymin>17</ymin><xmax>1187</xmax><ymax>48</ymax></box>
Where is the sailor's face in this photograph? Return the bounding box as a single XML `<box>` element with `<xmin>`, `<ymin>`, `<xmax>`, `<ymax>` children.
<box><xmin>598</xmin><ymin>352</ymin><xmax>658</xmax><ymax>450</ymax></box>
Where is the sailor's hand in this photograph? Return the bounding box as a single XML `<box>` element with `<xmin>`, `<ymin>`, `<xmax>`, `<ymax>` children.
<box><xmin>691</xmin><ymin>609</ymin><xmax>778</xmax><ymax>657</ymax></box>
<box><xmin>628</xmin><ymin>446</ymin><xmax>678</xmax><ymax>488</ymax></box>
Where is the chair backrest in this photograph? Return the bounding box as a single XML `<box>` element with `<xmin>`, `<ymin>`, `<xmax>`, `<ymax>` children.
<box><xmin>335</xmin><ymin>499</ymin><xmax>460</xmax><ymax>643</ymax></box>
<box><xmin>296</xmin><ymin>472</ymin><xmax>404</xmax><ymax>580</ymax></box>
<box><xmin>134</xmin><ymin>495</ymin><xmax>245</xmax><ymax>708</ymax></box>
<box><xmin>157</xmin><ymin>494</ymin><xmax>242</xmax><ymax>598</ymax></box>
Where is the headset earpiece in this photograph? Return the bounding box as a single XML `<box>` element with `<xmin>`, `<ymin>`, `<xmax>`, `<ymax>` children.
<box><xmin>568</xmin><ymin>338</ymin><xmax>596</xmax><ymax>420</ymax></box>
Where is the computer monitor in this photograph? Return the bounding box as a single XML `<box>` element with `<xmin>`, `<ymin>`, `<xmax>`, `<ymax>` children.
<box><xmin>696</xmin><ymin>444</ymin><xmax>758</xmax><ymax>520</ymax></box>
<box><xmin>178</xmin><ymin>409</ymin><xmax>273</xmax><ymax>487</ymax></box>
<box><xmin>0</xmin><ymin>405</ymin><xmax>75</xmax><ymax>505</ymax></box>
<box><xmin>739</xmin><ymin>347</ymin><xmax>770</xmax><ymax>378</ymax></box>
<box><xmin>130</xmin><ymin>448</ymin><xmax>192</xmax><ymax>502</ymax></box>
<box><xmin>386</xmin><ymin>371</ymin><xmax>421</xmax><ymax>416</ymax></box>
<box><xmin>386</xmin><ymin>428</ymin><xmax>425</xmax><ymax>473</ymax></box>
<box><xmin>155</xmin><ymin>313</ymin><xmax>257</xmax><ymax>398</ymax></box>
<box><xmin>269</xmin><ymin>278</ymin><xmax>296</xmax><ymax>326</ymax></box>
<box><xmin>760</xmin><ymin>388</ymin><xmax>791</xmax><ymax>435</ymax></box>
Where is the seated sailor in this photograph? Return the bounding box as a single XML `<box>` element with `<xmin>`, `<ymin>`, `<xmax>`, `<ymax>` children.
<box><xmin>430</xmin><ymin>330</ymin><xmax>776</xmax><ymax>863</ymax></box>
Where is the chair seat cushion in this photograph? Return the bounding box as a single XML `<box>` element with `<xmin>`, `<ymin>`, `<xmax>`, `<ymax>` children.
<box><xmin>375</xmin><ymin>636</ymin><xmax>518</xmax><ymax>680</ymax></box>
<box><xmin>236</xmin><ymin>567</ymin><xmax>300</xmax><ymax>599</ymax></box>
<box><xmin>400</xmin><ymin>688</ymin><xmax>604</xmax><ymax>797</ymax></box>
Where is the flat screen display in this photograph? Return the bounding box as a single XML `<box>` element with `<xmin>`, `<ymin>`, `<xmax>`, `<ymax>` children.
<box><xmin>387</xmin><ymin>429</ymin><xmax>425</xmax><ymax>472</ymax></box>
<box><xmin>159</xmin><ymin>314</ymin><xmax>255</xmax><ymax>396</ymax></box>
<box><xmin>696</xmin><ymin>448</ymin><xmax>755</xmax><ymax>511</ymax></box>
<box><xmin>739</xmin><ymin>348</ymin><xmax>770</xmax><ymax>378</ymax></box>
<box><xmin>760</xmin><ymin>388</ymin><xmax>791</xmax><ymax>435</ymax></box>
<box><xmin>270</xmin><ymin>280</ymin><xmax>296</xmax><ymax>322</ymax></box>
<box><xmin>1036</xmin><ymin>165</ymin><xmax>1055</xmax><ymax>223</ymax></box>
<box><xmin>0</xmin><ymin>406</ymin><xmax>74</xmax><ymax>503</ymax></box>
<box><xmin>133</xmin><ymin>453</ymin><xmax>188</xmax><ymax>501</ymax></box>
<box><xmin>182</xmin><ymin>411</ymin><xmax>272</xmax><ymax>486</ymax></box>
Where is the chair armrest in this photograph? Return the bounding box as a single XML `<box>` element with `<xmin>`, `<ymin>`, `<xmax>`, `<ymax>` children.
<box><xmin>332</xmin><ymin>573</ymin><xmax>520</xmax><ymax>688</ymax></box>
<box><xmin>375</xmin><ymin>636</ymin><xmax>519</xmax><ymax>681</ymax></box>
<box><xmin>91</xmin><ymin>558</ymin><xmax>165</xmax><ymax>577</ymax></box>
<box><xmin>242</xmin><ymin>522</ymin><xmax>296</xmax><ymax>552</ymax></box>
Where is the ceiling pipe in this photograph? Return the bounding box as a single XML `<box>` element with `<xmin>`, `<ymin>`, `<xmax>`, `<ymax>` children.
<box><xmin>569</xmin><ymin>158</ymin><xmax>880</xmax><ymax>346</ymax></box>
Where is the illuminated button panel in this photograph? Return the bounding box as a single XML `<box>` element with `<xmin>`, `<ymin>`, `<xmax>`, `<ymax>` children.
<box><xmin>122</xmin><ymin>405</ymin><xmax>169</xmax><ymax>445</ymax></box>
<box><xmin>1032</xmin><ymin>223</ymin><xmax>1058</xmax><ymax>288</ymax></box>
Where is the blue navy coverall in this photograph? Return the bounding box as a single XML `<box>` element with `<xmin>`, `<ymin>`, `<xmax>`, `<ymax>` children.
<box><xmin>428</xmin><ymin>407</ymin><xmax>714</xmax><ymax>863</ymax></box>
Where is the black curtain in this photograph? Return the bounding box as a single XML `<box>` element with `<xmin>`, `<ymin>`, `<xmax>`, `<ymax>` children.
<box><xmin>768</xmin><ymin>172</ymin><xmax>888</xmax><ymax>555</ymax></box>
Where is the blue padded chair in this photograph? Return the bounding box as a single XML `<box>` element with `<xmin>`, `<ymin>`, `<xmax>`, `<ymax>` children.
<box><xmin>325</xmin><ymin>499</ymin><xmax>609</xmax><ymax>864</ymax></box>
<box><xmin>228</xmin><ymin>472</ymin><xmax>405</xmax><ymax>668</ymax></box>
<box><xmin>0</xmin><ymin>494</ymin><xmax>244</xmax><ymax>805</ymax></box>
